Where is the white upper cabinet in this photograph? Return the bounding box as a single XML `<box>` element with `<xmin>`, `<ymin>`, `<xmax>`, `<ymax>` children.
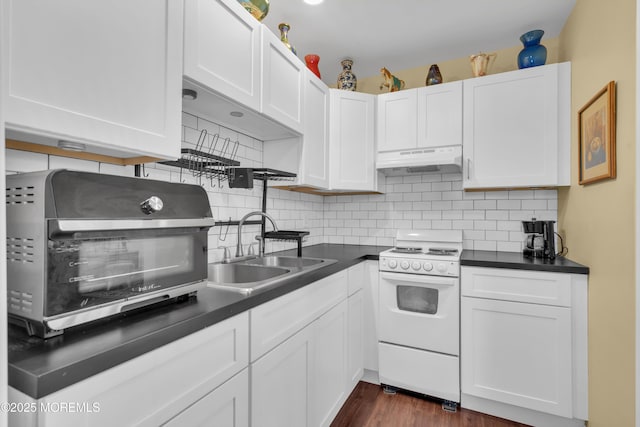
<box><xmin>3</xmin><ymin>0</ymin><xmax>184</xmax><ymax>159</ymax></box>
<box><xmin>463</xmin><ymin>62</ymin><xmax>570</xmax><ymax>189</ymax></box>
<box><xmin>300</xmin><ymin>70</ymin><xmax>330</xmax><ymax>188</ymax></box>
<box><xmin>183</xmin><ymin>0</ymin><xmax>261</xmax><ymax>111</ymax></box>
<box><xmin>182</xmin><ymin>0</ymin><xmax>297</xmax><ymax>141</ymax></box>
<box><xmin>417</xmin><ymin>81</ymin><xmax>463</xmax><ymax>149</ymax></box>
<box><xmin>260</xmin><ymin>26</ymin><xmax>304</xmax><ymax>134</ymax></box>
<box><xmin>376</xmin><ymin>81</ymin><xmax>462</xmax><ymax>153</ymax></box>
<box><xmin>376</xmin><ymin>90</ymin><xmax>417</xmax><ymax>152</ymax></box>
<box><xmin>330</xmin><ymin>89</ymin><xmax>377</xmax><ymax>191</ymax></box>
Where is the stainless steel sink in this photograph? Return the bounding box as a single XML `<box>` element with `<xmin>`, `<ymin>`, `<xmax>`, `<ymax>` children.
<box><xmin>207</xmin><ymin>256</ymin><xmax>337</xmax><ymax>295</ymax></box>
<box><xmin>244</xmin><ymin>256</ymin><xmax>325</xmax><ymax>268</ymax></box>
<box><xmin>208</xmin><ymin>263</ymin><xmax>290</xmax><ymax>284</ymax></box>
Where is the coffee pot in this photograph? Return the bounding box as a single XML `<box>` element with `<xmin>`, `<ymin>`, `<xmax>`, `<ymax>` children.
<box><xmin>522</xmin><ymin>218</ymin><xmax>556</xmax><ymax>260</ymax></box>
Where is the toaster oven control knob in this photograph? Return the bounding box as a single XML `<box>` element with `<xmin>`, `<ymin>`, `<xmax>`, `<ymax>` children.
<box><xmin>400</xmin><ymin>261</ymin><xmax>410</xmax><ymax>270</ymax></box>
<box><xmin>411</xmin><ymin>262</ymin><xmax>421</xmax><ymax>271</ymax></box>
<box><xmin>436</xmin><ymin>262</ymin><xmax>448</xmax><ymax>273</ymax></box>
<box><xmin>422</xmin><ymin>262</ymin><xmax>433</xmax><ymax>271</ymax></box>
<box><xmin>140</xmin><ymin>196</ymin><xmax>163</xmax><ymax>215</ymax></box>
<box><xmin>388</xmin><ymin>259</ymin><xmax>397</xmax><ymax>269</ymax></box>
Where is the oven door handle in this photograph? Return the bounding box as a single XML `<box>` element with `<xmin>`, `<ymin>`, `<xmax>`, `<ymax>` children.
<box><xmin>380</xmin><ymin>271</ymin><xmax>457</xmax><ymax>287</ymax></box>
<box><xmin>50</xmin><ymin>218</ymin><xmax>216</xmax><ymax>234</ymax></box>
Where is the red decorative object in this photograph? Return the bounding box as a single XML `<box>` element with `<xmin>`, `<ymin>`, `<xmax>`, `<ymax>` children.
<box><xmin>305</xmin><ymin>54</ymin><xmax>321</xmax><ymax>79</ymax></box>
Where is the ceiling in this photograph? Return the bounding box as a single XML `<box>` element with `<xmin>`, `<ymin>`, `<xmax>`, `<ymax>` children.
<box><xmin>261</xmin><ymin>0</ymin><xmax>576</xmax><ymax>86</ymax></box>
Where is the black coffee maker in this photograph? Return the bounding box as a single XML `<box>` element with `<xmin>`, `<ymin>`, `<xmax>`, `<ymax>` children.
<box><xmin>522</xmin><ymin>219</ymin><xmax>556</xmax><ymax>260</ymax></box>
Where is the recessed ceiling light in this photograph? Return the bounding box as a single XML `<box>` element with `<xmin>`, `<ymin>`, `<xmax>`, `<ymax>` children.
<box><xmin>57</xmin><ymin>140</ymin><xmax>86</xmax><ymax>152</ymax></box>
<box><xmin>304</xmin><ymin>0</ymin><xmax>323</xmax><ymax>4</ymax></box>
<box><xmin>230</xmin><ymin>111</ymin><xmax>244</xmax><ymax>117</ymax></box>
<box><xmin>182</xmin><ymin>88</ymin><xmax>198</xmax><ymax>100</ymax></box>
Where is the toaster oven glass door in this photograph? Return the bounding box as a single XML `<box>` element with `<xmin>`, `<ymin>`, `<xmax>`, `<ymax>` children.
<box><xmin>45</xmin><ymin>230</ymin><xmax>207</xmax><ymax>316</ymax></box>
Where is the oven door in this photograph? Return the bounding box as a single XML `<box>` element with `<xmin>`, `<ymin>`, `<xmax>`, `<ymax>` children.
<box><xmin>45</xmin><ymin>226</ymin><xmax>208</xmax><ymax>320</ymax></box>
<box><xmin>379</xmin><ymin>271</ymin><xmax>459</xmax><ymax>356</ymax></box>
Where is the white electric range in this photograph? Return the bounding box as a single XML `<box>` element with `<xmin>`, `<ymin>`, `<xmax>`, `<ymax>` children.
<box><xmin>378</xmin><ymin>230</ymin><xmax>463</xmax><ymax>408</ymax></box>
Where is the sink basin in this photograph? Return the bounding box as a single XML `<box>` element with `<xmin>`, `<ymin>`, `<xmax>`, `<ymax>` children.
<box><xmin>244</xmin><ymin>256</ymin><xmax>325</xmax><ymax>268</ymax></box>
<box><xmin>207</xmin><ymin>256</ymin><xmax>337</xmax><ymax>295</ymax></box>
<box><xmin>208</xmin><ymin>263</ymin><xmax>290</xmax><ymax>284</ymax></box>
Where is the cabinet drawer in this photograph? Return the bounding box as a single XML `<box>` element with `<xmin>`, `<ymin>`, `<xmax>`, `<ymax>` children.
<box><xmin>35</xmin><ymin>312</ymin><xmax>249</xmax><ymax>427</ymax></box>
<box><xmin>251</xmin><ymin>270</ymin><xmax>347</xmax><ymax>361</ymax></box>
<box><xmin>461</xmin><ymin>266</ymin><xmax>571</xmax><ymax>307</ymax></box>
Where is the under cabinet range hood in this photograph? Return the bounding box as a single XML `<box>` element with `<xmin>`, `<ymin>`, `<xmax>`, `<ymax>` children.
<box><xmin>376</xmin><ymin>145</ymin><xmax>462</xmax><ymax>173</ymax></box>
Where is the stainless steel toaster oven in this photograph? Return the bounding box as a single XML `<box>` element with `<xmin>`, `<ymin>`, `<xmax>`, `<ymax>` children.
<box><xmin>6</xmin><ymin>169</ymin><xmax>215</xmax><ymax>338</ymax></box>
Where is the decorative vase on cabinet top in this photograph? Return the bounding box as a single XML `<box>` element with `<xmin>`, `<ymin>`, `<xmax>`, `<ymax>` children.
<box><xmin>425</xmin><ymin>64</ymin><xmax>443</xmax><ymax>85</ymax></box>
<box><xmin>305</xmin><ymin>54</ymin><xmax>321</xmax><ymax>79</ymax></box>
<box><xmin>518</xmin><ymin>29</ymin><xmax>547</xmax><ymax>69</ymax></box>
<box><xmin>469</xmin><ymin>52</ymin><xmax>496</xmax><ymax>77</ymax></box>
<box><xmin>237</xmin><ymin>0</ymin><xmax>269</xmax><ymax>21</ymax></box>
<box><xmin>278</xmin><ymin>23</ymin><xmax>297</xmax><ymax>56</ymax></box>
<box><xmin>337</xmin><ymin>59</ymin><xmax>357</xmax><ymax>91</ymax></box>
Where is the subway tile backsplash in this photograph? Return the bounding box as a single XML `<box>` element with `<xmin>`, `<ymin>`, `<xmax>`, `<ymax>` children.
<box><xmin>5</xmin><ymin>111</ymin><xmax>557</xmax><ymax>259</ymax></box>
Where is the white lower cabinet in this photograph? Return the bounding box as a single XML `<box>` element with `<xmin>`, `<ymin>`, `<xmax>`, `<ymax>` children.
<box><xmin>9</xmin><ymin>312</ymin><xmax>249</xmax><ymax>427</ymax></box>
<box><xmin>251</xmin><ymin>321</ymin><xmax>314</xmax><ymax>427</ymax></box>
<box><xmin>310</xmin><ymin>300</ymin><xmax>349</xmax><ymax>427</ymax></box>
<box><xmin>461</xmin><ymin>297</ymin><xmax>572</xmax><ymax>416</ymax></box>
<box><xmin>251</xmin><ymin>263</ymin><xmax>366</xmax><ymax>427</ymax></box>
<box><xmin>163</xmin><ymin>368</ymin><xmax>249</xmax><ymax>427</ymax></box>
<box><xmin>251</xmin><ymin>300</ymin><xmax>348</xmax><ymax>427</ymax></box>
<box><xmin>460</xmin><ymin>266</ymin><xmax>588</xmax><ymax>427</ymax></box>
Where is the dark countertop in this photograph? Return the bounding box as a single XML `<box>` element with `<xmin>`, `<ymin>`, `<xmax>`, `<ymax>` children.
<box><xmin>8</xmin><ymin>244</ymin><xmax>389</xmax><ymax>399</ymax></box>
<box><xmin>461</xmin><ymin>250</ymin><xmax>589</xmax><ymax>275</ymax></box>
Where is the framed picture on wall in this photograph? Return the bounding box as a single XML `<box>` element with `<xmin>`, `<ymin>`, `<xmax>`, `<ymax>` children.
<box><xmin>578</xmin><ymin>81</ymin><xmax>616</xmax><ymax>185</ymax></box>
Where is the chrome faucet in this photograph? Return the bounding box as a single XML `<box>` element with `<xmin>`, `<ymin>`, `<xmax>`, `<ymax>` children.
<box><xmin>236</xmin><ymin>211</ymin><xmax>278</xmax><ymax>258</ymax></box>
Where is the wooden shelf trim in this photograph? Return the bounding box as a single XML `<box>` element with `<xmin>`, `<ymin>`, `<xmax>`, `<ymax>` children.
<box><xmin>6</xmin><ymin>139</ymin><xmax>160</xmax><ymax>166</ymax></box>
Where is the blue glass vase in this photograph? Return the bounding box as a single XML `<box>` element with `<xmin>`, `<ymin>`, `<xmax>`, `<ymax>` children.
<box><xmin>517</xmin><ymin>30</ymin><xmax>547</xmax><ymax>69</ymax></box>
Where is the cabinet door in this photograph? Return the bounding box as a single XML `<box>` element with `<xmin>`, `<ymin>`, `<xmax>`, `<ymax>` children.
<box><xmin>330</xmin><ymin>90</ymin><xmax>376</xmax><ymax>191</ymax></box>
<box><xmin>183</xmin><ymin>0</ymin><xmax>261</xmax><ymax>111</ymax></box>
<box><xmin>163</xmin><ymin>368</ymin><xmax>249</xmax><ymax>427</ymax></box>
<box><xmin>261</xmin><ymin>26</ymin><xmax>304</xmax><ymax>134</ymax></box>
<box><xmin>417</xmin><ymin>81</ymin><xmax>462</xmax><ymax>149</ymax></box>
<box><xmin>461</xmin><ymin>297</ymin><xmax>572</xmax><ymax>417</ymax></box>
<box><xmin>311</xmin><ymin>300</ymin><xmax>348</xmax><ymax>427</ymax></box>
<box><xmin>376</xmin><ymin>90</ymin><xmax>417</xmax><ymax>152</ymax></box>
<box><xmin>252</xmin><ymin>326</ymin><xmax>313</xmax><ymax>427</ymax></box>
<box><xmin>4</xmin><ymin>0</ymin><xmax>183</xmax><ymax>159</ymax></box>
<box><xmin>300</xmin><ymin>70</ymin><xmax>330</xmax><ymax>188</ymax></box>
<box><xmin>250</xmin><ymin>270</ymin><xmax>347</xmax><ymax>361</ymax></box>
<box><xmin>347</xmin><ymin>290</ymin><xmax>364</xmax><ymax>393</ymax></box>
<box><xmin>463</xmin><ymin>63</ymin><xmax>570</xmax><ymax>189</ymax></box>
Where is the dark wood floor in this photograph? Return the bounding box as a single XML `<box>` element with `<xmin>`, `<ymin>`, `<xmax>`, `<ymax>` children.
<box><xmin>331</xmin><ymin>382</ymin><xmax>531</xmax><ymax>427</ymax></box>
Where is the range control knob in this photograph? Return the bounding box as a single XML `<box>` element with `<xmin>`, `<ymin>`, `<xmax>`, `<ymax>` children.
<box><xmin>436</xmin><ymin>262</ymin><xmax>448</xmax><ymax>274</ymax></box>
<box><xmin>422</xmin><ymin>262</ymin><xmax>433</xmax><ymax>271</ymax></box>
<box><xmin>388</xmin><ymin>259</ymin><xmax>398</xmax><ymax>269</ymax></box>
<box><xmin>411</xmin><ymin>262</ymin><xmax>421</xmax><ymax>271</ymax></box>
<box><xmin>400</xmin><ymin>261</ymin><xmax>410</xmax><ymax>270</ymax></box>
<box><xmin>140</xmin><ymin>196</ymin><xmax>163</xmax><ymax>215</ymax></box>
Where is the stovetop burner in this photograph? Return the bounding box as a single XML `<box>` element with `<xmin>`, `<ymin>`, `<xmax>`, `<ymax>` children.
<box><xmin>426</xmin><ymin>247</ymin><xmax>459</xmax><ymax>256</ymax></box>
<box><xmin>390</xmin><ymin>246</ymin><xmax>424</xmax><ymax>254</ymax></box>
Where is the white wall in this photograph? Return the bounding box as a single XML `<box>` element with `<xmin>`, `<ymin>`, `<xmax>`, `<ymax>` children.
<box><xmin>5</xmin><ymin>111</ymin><xmax>558</xmax><ymax>259</ymax></box>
